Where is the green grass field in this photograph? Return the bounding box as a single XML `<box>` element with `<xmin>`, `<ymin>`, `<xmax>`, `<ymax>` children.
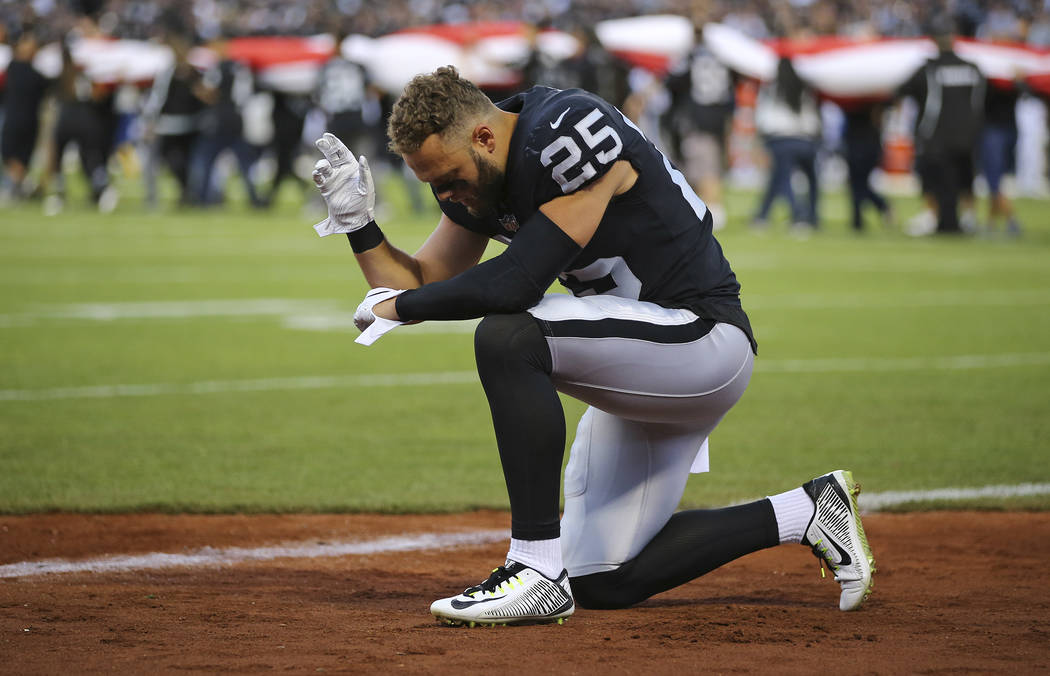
<box><xmin>1</xmin><ymin>175</ymin><xmax>1048</xmax><ymax>513</ymax></box>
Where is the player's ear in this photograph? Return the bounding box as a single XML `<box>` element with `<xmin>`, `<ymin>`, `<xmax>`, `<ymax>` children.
<box><xmin>472</xmin><ymin>124</ymin><xmax>497</xmax><ymax>153</ymax></box>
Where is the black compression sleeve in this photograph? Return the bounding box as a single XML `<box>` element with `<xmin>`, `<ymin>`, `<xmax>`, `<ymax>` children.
<box><xmin>395</xmin><ymin>211</ymin><xmax>581</xmax><ymax>321</ymax></box>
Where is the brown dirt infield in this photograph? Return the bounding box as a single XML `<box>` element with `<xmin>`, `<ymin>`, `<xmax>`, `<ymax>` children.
<box><xmin>2</xmin><ymin>511</ymin><xmax>1049</xmax><ymax>674</ymax></box>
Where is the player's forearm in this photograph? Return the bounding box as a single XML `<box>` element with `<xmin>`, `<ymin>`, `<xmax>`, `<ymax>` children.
<box><xmin>353</xmin><ymin>239</ymin><xmax>426</xmax><ymax>290</ymax></box>
<box><xmin>394</xmin><ymin>211</ymin><xmax>580</xmax><ymax>321</ymax></box>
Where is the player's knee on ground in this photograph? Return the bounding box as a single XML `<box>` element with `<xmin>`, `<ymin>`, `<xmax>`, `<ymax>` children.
<box><xmin>570</xmin><ymin>569</ymin><xmax>641</xmax><ymax>610</ymax></box>
<box><xmin>473</xmin><ymin>313</ymin><xmax>552</xmax><ymax>379</ymax></box>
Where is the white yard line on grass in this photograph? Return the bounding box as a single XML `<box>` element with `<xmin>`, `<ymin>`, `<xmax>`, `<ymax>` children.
<box><xmin>2</xmin><ymin>483</ymin><xmax>1048</xmax><ymax>579</ymax></box>
<box><xmin>0</xmin><ymin>299</ymin><xmax>345</xmax><ymax>325</ymax></box>
<box><xmin>2</xmin><ymin>352</ymin><xmax>1049</xmax><ymax>402</ymax></box>
<box><xmin>0</xmin><ymin>529</ymin><xmax>511</xmax><ymax>579</ymax></box>
<box><xmin>858</xmin><ymin>482</ymin><xmax>1050</xmax><ymax>510</ymax></box>
<box><xmin>755</xmin><ymin>352</ymin><xmax>1050</xmax><ymax>373</ymax></box>
<box><xmin>744</xmin><ymin>288</ymin><xmax>1050</xmax><ymax>310</ymax></box>
<box><xmin>0</xmin><ymin>372</ymin><xmax>480</xmax><ymax>401</ymax></box>
<box><xmin>0</xmin><ymin>288</ymin><xmax>1047</xmax><ymax>328</ymax></box>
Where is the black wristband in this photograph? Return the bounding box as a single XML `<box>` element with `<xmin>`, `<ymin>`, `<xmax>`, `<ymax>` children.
<box><xmin>347</xmin><ymin>221</ymin><xmax>384</xmax><ymax>253</ymax></box>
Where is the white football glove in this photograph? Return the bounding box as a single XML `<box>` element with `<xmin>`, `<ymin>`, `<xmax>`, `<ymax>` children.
<box><xmin>312</xmin><ymin>132</ymin><xmax>376</xmax><ymax>237</ymax></box>
<box><xmin>353</xmin><ymin>287</ymin><xmax>405</xmax><ymax>346</ymax></box>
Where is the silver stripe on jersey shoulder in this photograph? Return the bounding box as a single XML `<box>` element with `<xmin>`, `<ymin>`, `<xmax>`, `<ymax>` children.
<box><xmin>616</xmin><ymin>110</ymin><xmax>709</xmax><ymax>221</ymax></box>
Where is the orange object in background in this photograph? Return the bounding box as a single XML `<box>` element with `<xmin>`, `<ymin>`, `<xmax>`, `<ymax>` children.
<box><xmin>882</xmin><ymin>134</ymin><xmax>914</xmax><ymax>174</ymax></box>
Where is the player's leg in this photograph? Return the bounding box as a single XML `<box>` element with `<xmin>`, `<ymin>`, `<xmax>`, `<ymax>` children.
<box><xmin>560</xmin><ymin>408</ymin><xmax>782</xmax><ymax>609</ymax></box>
<box><xmin>684</xmin><ymin>131</ymin><xmax>726</xmax><ymax>230</ymax></box>
<box><xmin>232</xmin><ymin>139</ymin><xmax>264</xmax><ymax>207</ymax></box>
<box><xmin>570</xmin><ymin>458</ymin><xmax>874</xmax><ymax>611</ymax></box>
<box><xmin>755</xmin><ymin>137</ymin><xmax>790</xmax><ymax>224</ymax></box>
<box><xmin>535</xmin><ymin>293</ymin><xmax>873</xmax><ymax>611</ymax></box>
<box><xmin>473</xmin><ymin>312</ymin><xmax>565</xmax><ymax>545</ymax></box>
<box><xmin>186</xmin><ymin>135</ymin><xmax>217</xmax><ymax>205</ymax></box>
<box><xmin>957</xmin><ymin>151</ymin><xmax>978</xmax><ymax>233</ymax></box>
<box><xmin>860</xmin><ymin>141</ymin><xmax>891</xmax><ymax>224</ymax></box>
<box><xmin>930</xmin><ymin>152</ymin><xmax>961</xmax><ymax>233</ymax></box>
<box><xmin>428</xmin><ymin>311</ymin><xmax>574</xmax><ymax>626</ymax></box>
<box><xmin>49</xmin><ymin>115</ymin><xmax>75</xmax><ymax>202</ymax></box>
<box><xmin>430</xmin><ymin>295</ymin><xmax>873</xmax><ymax>624</ymax></box>
<box><xmin>163</xmin><ymin>133</ymin><xmax>195</xmax><ymax>203</ymax></box>
<box><xmin>528</xmin><ymin>293</ymin><xmax>777</xmax><ymax>606</ymax></box>
<box><xmin>76</xmin><ymin>115</ymin><xmax>110</xmax><ymax>204</ymax></box>
<box><xmin>798</xmin><ymin>139</ymin><xmax>819</xmax><ymax>226</ymax></box>
<box><xmin>846</xmin><ymin>148</ymin><xmax>867</xmax><ymax>231</ymax></box>
<box><xmin>430</xmin><ymin>297</ymin><xmax>750</xmax><ymax>625</ymax></box>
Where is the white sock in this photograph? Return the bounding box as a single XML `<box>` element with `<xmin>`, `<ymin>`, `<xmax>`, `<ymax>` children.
<box><xmin>507</xmin><ymin>537</ymin><xmax>563</xmax><ymax>579</ymax></box>
<box><xmin>767</xmin><ymin>487</ymin><xmax>816</xmax><ymax>544</ymax></box>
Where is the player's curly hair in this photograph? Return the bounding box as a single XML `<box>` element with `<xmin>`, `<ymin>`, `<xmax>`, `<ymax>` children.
<box><xmin>387</xmin><ymin>66</ymin><xmax>495</xmax><ymax>155</ymax></box>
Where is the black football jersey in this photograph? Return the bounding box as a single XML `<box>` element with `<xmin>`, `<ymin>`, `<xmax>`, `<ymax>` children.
<box><xmin>436</xmin><ymin>86</ymin><xmax>755</xmax><ymax>351</ymax></box>
<box><xmin>899</xmin><ymin>51</ymin><xmax>986</xmax><ymax>155</ymax></box>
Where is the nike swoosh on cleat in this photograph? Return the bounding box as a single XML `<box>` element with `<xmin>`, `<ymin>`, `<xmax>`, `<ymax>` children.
<box><xmin>815</xmin><ymin>526</ymin><xmax>853</xmax><ymax>566</ymax></box>
<box><xmin>550</xmin><ymin>107</ymin><xmax>570</xmax><ymax>129</ymax></box>
<box><xmin>450</xmin><ymin>595</ymin><xmax>507</xmax><ymax>610</ymax></box>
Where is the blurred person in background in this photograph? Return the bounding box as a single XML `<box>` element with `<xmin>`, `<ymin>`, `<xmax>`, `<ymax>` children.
<box><xmin>841</xmin><ymin>102</ymin><xmax>893</xmax><ymax>233</ymax></box>
<box><xmin>313</xmin><ymin>28</ymin><xmax>390</xmax><ymax>210</ymax></box>
<box><xmin>664</xmin><ymin>21</ymin><xmax>735</xmax><ymax>231</ymax></box>
<box><xmin>263</xmin><ymin>89</ymin><xmax>311</xmax><ymax>206</ymax></box>
<box><xmin>0</xmin><ymin>22</ymin><xmax>7</xmax><ymax>141</ymax></box>
<box><xmin>563</xmin><ymin>25</ymin><xmax>631</xmax><ymax>109</ymax></box>
<box><xmin>897</xmin><ymin>15</ymin><xmax>986</xmax><ymax>236</ymax></box>
<box><xmin>977</xmin><ymin>0</ymin><xmax>1030</xmax><ymax>238</ymax></box>
<box><xmin>519</xmin><ymin>19</ymin><xmax>565</xmax><ymax>90</ymax></box>
<box><xmin>314</xmin><ymin>29</ymin><xmax>376</xmax><ymax>167</ymax></box>
<box><xmin>751</xmin><ymin>55</ymin><xmax>821</xmax><ymax>234</ymax></box>
<box><xmin>187</xmin><ymin>36</ymin><xmax>264</xmax><ymax>208</ymax></box>
<box><xmin>979</xmin><ymin>79</ymin><xmax>1024</xmax><ymax>236</ymax></box>
<box><xmin>41</xmin><ymin>38</ymin><xmax>119</xmax><ymax>212</ymax></box>
<box><xmin>1</xmin><ymin>27</ymin><xmax>49</xmax><ymax>202</ymax></box>
<box><xmin>521</xmin><ymin>22</ymin><xmax>630</xmax><ymax>108</ymax></box>
<box><xmin>141</xmin><ymin>32</ymin><xmax>207</xmax><ymax>208</ymax></box>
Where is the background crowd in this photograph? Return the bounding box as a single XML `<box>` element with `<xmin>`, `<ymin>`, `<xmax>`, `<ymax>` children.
<box><xmin>4</xmin><ymin>0</ymin><xmax>1050</xmax><ymax>43</ymax></box>
<box><xmin>1</xmin><ymin>0</ymin><xmax>1048</xmax><ymax>237</ymax></box>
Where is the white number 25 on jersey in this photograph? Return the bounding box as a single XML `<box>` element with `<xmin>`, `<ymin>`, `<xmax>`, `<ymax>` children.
<box><xmin>539</xmin><ymin>108</ymin><xmax>623</xmax><ymax>193</ymax></box>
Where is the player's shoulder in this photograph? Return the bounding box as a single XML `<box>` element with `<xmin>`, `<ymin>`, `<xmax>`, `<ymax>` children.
<box><xmin>510</xmin><ymin>87</ymin><xmax>635</xmax><ymax>197</ymax></box>
<box><xmin>518</xmin><ymin>87</ymin><xmax>624</xmax><ymax>150</ymax></box>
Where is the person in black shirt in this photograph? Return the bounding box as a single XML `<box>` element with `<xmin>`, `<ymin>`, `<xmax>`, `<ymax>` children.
<box><xmin>897</xmin><ymin>18</ymin><xmax>986</xmax><ymax>235</ymax></box>
<box><xmin>519</xmin><ymin>20</ymin><xmax>565</xmax><ymax>91</ymax></box>
<box><xmin>142</xmin><ymin>33</ymin><xmax>208</xmax><ymax>207</ymax></box>
<box><xmin>519</xmin><ymin>24</ymin><xmax>629</xmax><ymax>107</ymax></box>
<box><xmin>186</xmin><ymin>38</ymin><xmax>264</xmax><ymax>208</ymax></box>
<box><xmin>664</xmin><ymin>24</ymin><xmax>736</xmax><ymax>230</ymax></box>
<box><xmin>263</xmin><ymin>90</ymin><xmax>311</xmax><ymax>206</ymax></box>
<box><xmin>842</xmin><ymin>103</ymin><xmax>893</xmax><ymax>233</ymax></box>
<box><xmin>307</xmin><ymin>66</ymin><xmax>875</xmax><ymax>625</ymax></box>
<box><xmin>1</xmin><ymin>29</ymin><xmax>49</xmax><ymax>200</ymax></box>
<box><xmin>41</xmin><ymin>38</ymin><xmax>118</xmax><ymax>211</ymax></box>
<box><xmin>314</xmin><ymin>39</ymin><xmax>375</xmax><ymax>162</ymax></box>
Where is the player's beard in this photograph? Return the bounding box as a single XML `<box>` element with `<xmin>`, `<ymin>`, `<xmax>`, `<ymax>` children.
<box><xmin>467</xmin><ymin>148</ymin><xmax>505</xmax><ymax>219</ymax></box>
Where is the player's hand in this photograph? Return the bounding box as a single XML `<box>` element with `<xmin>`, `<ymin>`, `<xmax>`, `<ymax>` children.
<box><xmin>353</xmin><ymin>287</ymin><xmax>405</xmax><ymax>346</ymax></box>
<box><xmin>353</xmin><ymin>287</ymin><xmax>403</xmax><ymax>331</ymax></box>
<box><xmin>312</xmin><ymin>132</ymin><xmax>376</xmax><ymax>237</ymax></box>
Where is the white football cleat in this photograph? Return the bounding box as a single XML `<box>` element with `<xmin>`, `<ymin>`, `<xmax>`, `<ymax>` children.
<box><xmin>802</xmin><ymin>470</ymin><xmax>876</xmax><ymax>611</ymax></box>
<box><xmin>431</xmin><ymin>560</ymin><xmax>574</xmax><ymax>626</ymax></box>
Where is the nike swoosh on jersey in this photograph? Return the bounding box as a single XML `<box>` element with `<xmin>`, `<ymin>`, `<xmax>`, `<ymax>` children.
<box><xmin>450</xmin><ymin>594</ymin><xmax>508</xmax><ymax>610</ymax></box>
<box><xmin>550</xmin><ymin>107</ymin><xmax>570</xmax><ymax>129</ymax></box>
